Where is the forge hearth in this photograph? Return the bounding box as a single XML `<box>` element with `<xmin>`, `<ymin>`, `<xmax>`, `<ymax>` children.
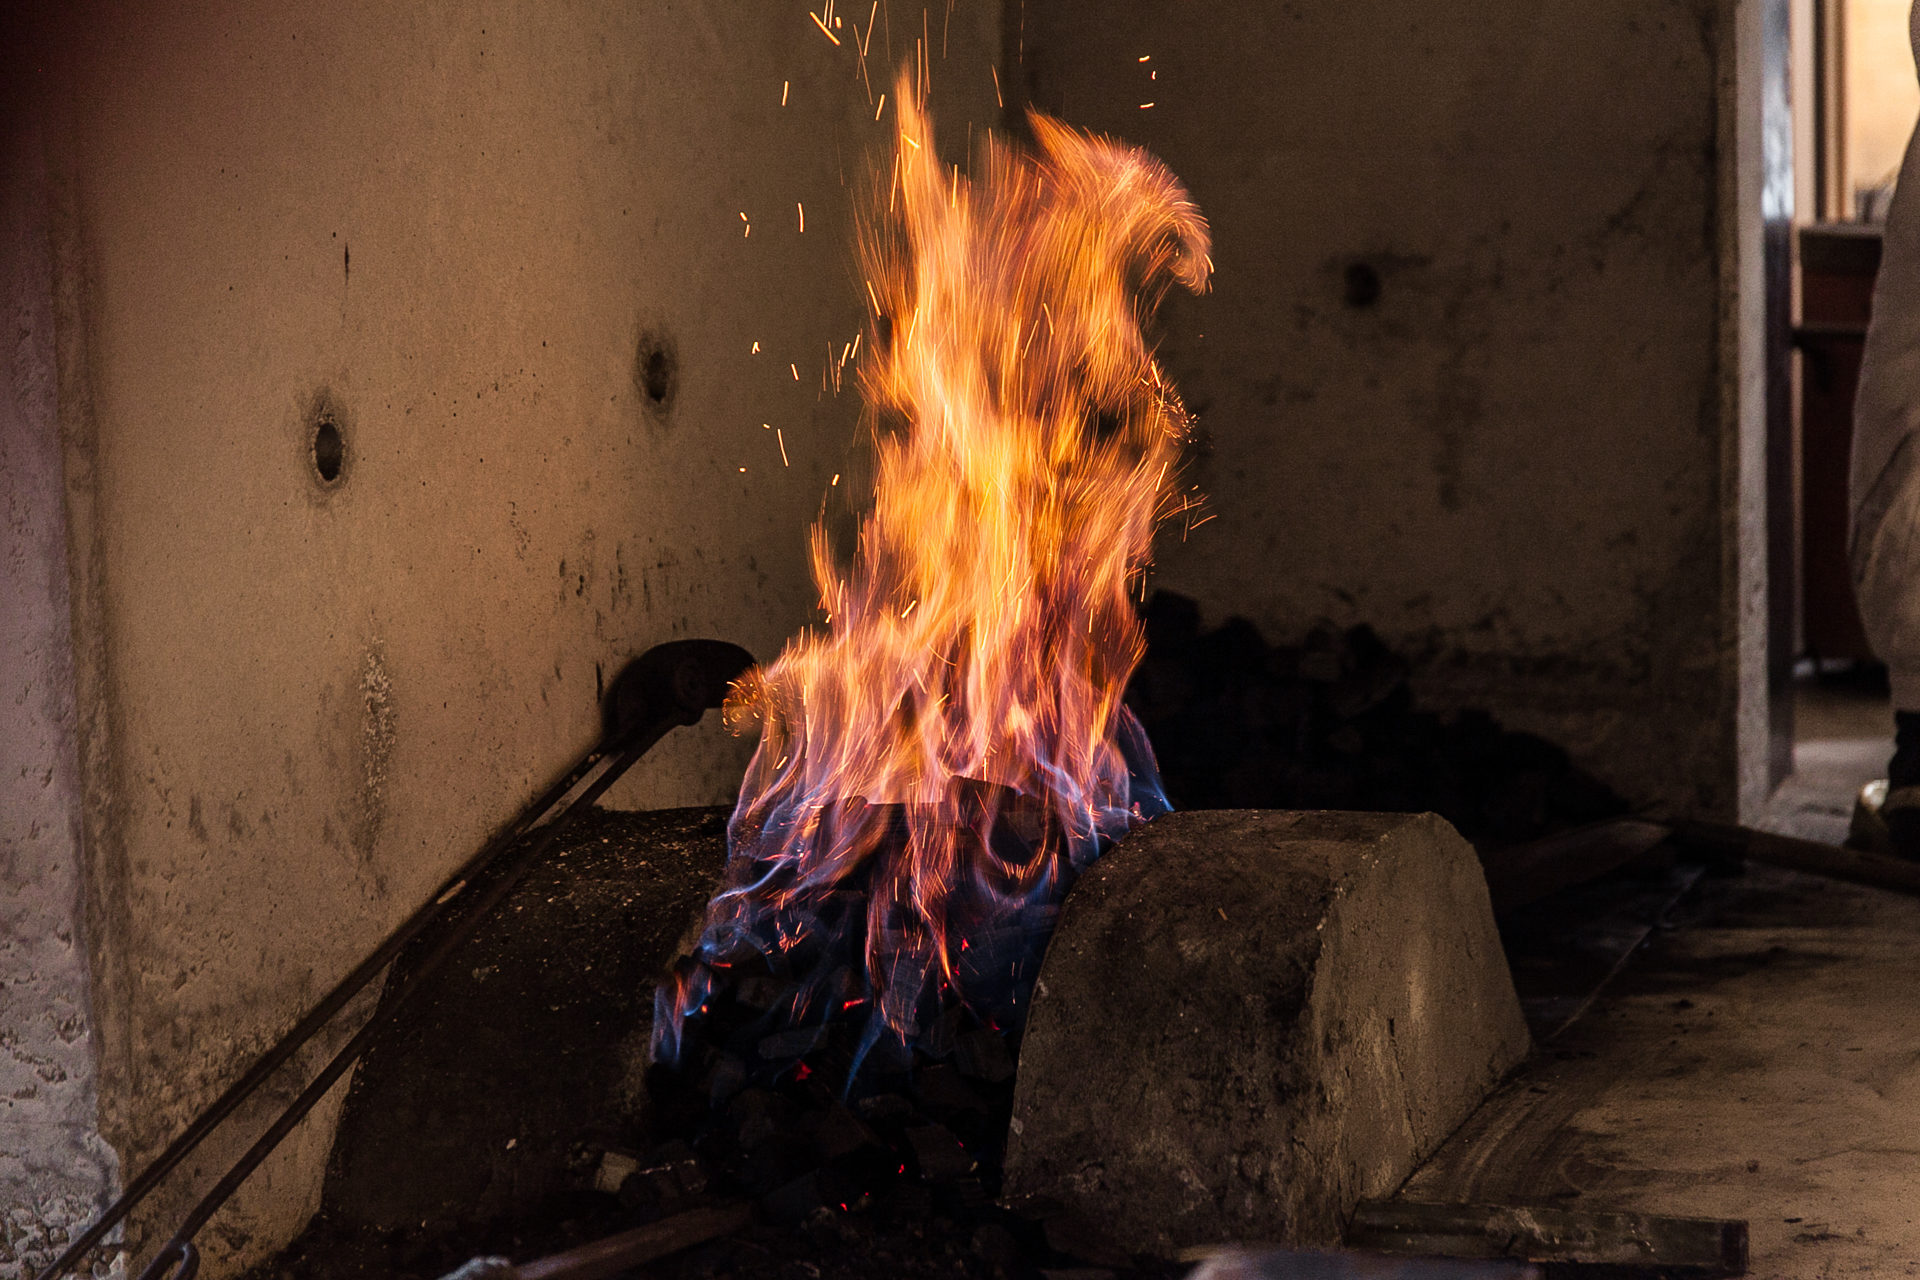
<box><xmin>1006</xmin><ymin>809</ymin><xmax>1529</xmax><ymax>1257</ymax></box>
<box><xmin>284</xmin><ymin>801</ymin><xmax>1526</xmax><ymax>1279</ymax></box>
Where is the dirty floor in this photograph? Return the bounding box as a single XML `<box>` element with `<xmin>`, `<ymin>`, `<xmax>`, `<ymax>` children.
<box><xmin>1761</xmin><ymin>673</ymin><xmax>1891</xmax><ymax>844</ymax></box>
<box><xmin>1402</xmin><ymin>859</ymin><xmax>1920</xmax><ymax>1277</ymax></box>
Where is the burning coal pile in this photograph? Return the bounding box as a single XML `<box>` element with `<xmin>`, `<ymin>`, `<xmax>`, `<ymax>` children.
<box><xmin>625</xmin><ymin>79</ymin><xmax>1210</xmax><ymax>1272</ymax></box>
<box><xmin>653</xmin><ymin>78</ymin><xmax>1209</xmax><ymax>1095</ymax></box>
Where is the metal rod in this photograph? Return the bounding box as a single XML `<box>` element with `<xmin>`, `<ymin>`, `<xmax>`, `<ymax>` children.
<box><xmin>515</xmin><ymin>1203</ymin><xmax>751</xmax><ymax>1280</ymax></box>
<box><xmin>41</xmin><ymin>638</ymin><xmax>755</xmax><ymax>1280</ymax></box>
<box><xmin>37</xmin><ymin>741</ymin><xmax>613</xmax><ymax>1280</ymax></box>
<box><xmin>132</xmin><ymin>731</ymin><xmax>662</xmax><ymax>1280</ymax></box>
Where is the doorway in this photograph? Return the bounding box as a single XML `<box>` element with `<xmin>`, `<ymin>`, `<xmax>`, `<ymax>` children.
<box><xmin>1765</xmin><ymin>0</ymin><xmax>1918</xmax><ymax>833</ymax></box>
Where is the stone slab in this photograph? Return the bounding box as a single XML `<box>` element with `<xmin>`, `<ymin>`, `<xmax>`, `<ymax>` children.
<box><xmin>1004</xmin><ymin>809</ymin><xmax>1528</xmax><ymax>1256</ymax></box>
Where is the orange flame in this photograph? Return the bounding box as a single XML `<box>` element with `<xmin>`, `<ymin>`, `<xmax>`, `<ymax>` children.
<box><xmin>658</xmin><ymin>78</ymin><xmax>1210</xmax><ymax>1064</ymax></box>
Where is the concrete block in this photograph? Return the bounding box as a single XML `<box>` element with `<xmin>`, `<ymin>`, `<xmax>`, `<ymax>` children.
<box><xmin>1004</xmin><ymin>810</ymin><xmax>1528</xmax><ymax>1256</ymax></box>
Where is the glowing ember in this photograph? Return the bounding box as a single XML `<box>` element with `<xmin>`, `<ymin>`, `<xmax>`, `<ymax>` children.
<box><xmin>656</xmin><ymin>78</ymin><xmax>1210</xmax><ymax>1070</ymax></box>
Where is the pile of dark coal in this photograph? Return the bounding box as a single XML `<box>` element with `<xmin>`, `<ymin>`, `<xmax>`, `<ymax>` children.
<box><xmin>1127</xmin><ymin>592</ymin><xmax>1627</xmax><ymax>847</ymax></box>
<box><xmin>644</xmin><ymin>957</ymin><xmax>1018</xmax><ymax>1222</ymax></box>
<box><xmin>622</xmin><ymin>962</ymin><xmax>1167</xmax><ymax>1279</ymax></box>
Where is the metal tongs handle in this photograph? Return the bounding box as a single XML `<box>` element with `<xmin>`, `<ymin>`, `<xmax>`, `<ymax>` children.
<box><xmin>38</xmin><ymin>640</ymin><xmax>754</xmax><ymax>1280</ymax></box>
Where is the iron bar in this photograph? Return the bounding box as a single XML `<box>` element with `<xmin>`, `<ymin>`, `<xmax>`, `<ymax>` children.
<box><xmin>38</xmin><ymin>640</ymin><xmax>753</xmax><ymax>1280</ymax></box>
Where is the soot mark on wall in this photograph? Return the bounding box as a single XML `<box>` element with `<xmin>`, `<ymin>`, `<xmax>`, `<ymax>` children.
<box><xmin>300</xmin><ymin>386</ymin><xmax>351</xmax><ymax>495</ymax></box>
<box><xmin>634</xmin><ymin>327</ymin><xmax>678</xmax><ymax>422</ymax></box>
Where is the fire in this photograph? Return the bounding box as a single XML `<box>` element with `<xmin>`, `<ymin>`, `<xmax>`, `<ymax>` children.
<box><xmin>656</xmin><ymin>78</ymin><xmax>1210</xmax><ymax>1068</ymax></box>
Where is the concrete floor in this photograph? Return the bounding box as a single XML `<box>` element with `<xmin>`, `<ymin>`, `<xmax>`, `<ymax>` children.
<box><xmin>1404</xmin><ymin>863</ymin><xmax>1920</xmax><ymax>1275</ymax></box>
<box><xmin>1760</xmin><ymin>677</ymin><xmax>1893</xmax><ymax>844</ymax></box>
<box><xmin>1398</xmin><ymin>679</ymin><xmax>1920</xmax><ymax>1275</ymax></box>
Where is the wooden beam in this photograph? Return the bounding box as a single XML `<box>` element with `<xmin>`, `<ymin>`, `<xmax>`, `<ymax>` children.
<box><xmin>1478</xmin><ymin>819</ymin><xmax>1673</xmax><ymax>915</ymax></box>
<box><xmin>1673</xmin><ymin>820</ymin><xmax>1920</xmax><ymax>897</ymax></box>
<box><xmin>439</xmin><ymin>1203</ymin><xmax>751</xmax><ymax>1280</ymax></box>
<box><xmin>1347</xmin><ymin>1199</ymin><xmax>1747</xmax><ymax>1275</ymax></box>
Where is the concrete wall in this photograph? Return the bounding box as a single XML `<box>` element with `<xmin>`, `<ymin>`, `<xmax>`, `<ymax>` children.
<box><xmin>5</xmin><ymin>2</ymin><xmax>998</xmax><ymax>1274</ymax></box>
<box><xmin>1015</xmin><ymin>0</ymin><xmax>1744</xmax><ymax>816</ymax></box>
<box><xmin>1</xmin><ymin>115</ymin><xmax>120</xmax><ymax>1280</ymax></box>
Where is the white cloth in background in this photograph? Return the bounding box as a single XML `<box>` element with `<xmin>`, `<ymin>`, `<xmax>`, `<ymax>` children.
<box><xmin>1849</xmin><ymin>3</ymin><xmax>1920</xmax><ymax>709</ymax></box>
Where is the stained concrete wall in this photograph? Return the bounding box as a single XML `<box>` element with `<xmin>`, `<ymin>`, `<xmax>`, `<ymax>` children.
<box><xmin>2</xmin><ymin>116</ymin><xmax>119</xmax><ymax>1280</ymax></box>
<box><xmin>4</xmin><ymin>2</ymin><xmax>998</xmax><ymax>1274</ymax></box>
<box><xmin>1016</xmin><ymin>0</ymin><xmax>1748</xmax><ymax>817</ymax></box>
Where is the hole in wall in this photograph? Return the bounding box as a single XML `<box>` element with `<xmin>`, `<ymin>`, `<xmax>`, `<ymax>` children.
<box><xmin>634</xmin><ymin>329</ymin><xmax>678</xmax><ymax>417</ymax></box>
<box><xmin>1343</xmin><ymin>261</ymin><xmax>1383</xmax><ymax>309</ymax></box>
<box><xmin>313</xmin><ymin>416</ymin><xmax>345</xmax><ymax>483</ymax></box>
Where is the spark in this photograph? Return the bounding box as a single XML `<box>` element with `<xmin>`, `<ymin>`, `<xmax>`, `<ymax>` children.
<box><xmin>740</xmin><ymin>211</ymin><xmax>750</xmax><ymax>237</ymax></box>
<box><xmin>809</xmin><ymin>10</ymin><xmax>841</xmax><ymax>44</ymax></box>
<box><xmin>831</xmin><ymin>473</ymin><xmax>840</xmax><ymax>486</ymax></box>
<box><xmin>1140</xmin><ymin>102</ymin><xmax>1154</xmax><ymax>109</ymax></box>
<box><xmin>875</xmin><ymin>92</ymin><xmax>886</xmax><ymax>121</ymax></box>
<box><xmin>1139</xmin><ymin>54</ymin><xmax>1150</xmax><ymax>62</ymax></box>
<box><xmin>791</xmin><ymin>363</ymin><xmax>800</xmax><ymax>381</ymax></box>
<box><xmin>778</xmin><ymin>428</ymin><xmax>790</xmax><ymax>467</ymax></box>
<box><xmin>782</xmin><ymin>80</ymin><xmax>790</xmax><ymax>106</ymax></box>
<box><xmin>798</xmin><ymin>202</ymin><xmax>805</xmax><ymax>233</ymax></box>
<box><xmin>752</xmin><ymin>341</ymin><xmax>761</xmax><ymax>354</ymax></box>
<box><xmin>990</xmin><ymin>65</ymin><xmax>1002</xmax><ymax>108</ymax></box>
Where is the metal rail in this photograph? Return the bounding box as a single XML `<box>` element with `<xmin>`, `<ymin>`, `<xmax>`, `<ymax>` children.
<box><xmin>36</xmin><ymin>639</ymin><xmax>753</xmax><ymax>1280</ymax></box>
